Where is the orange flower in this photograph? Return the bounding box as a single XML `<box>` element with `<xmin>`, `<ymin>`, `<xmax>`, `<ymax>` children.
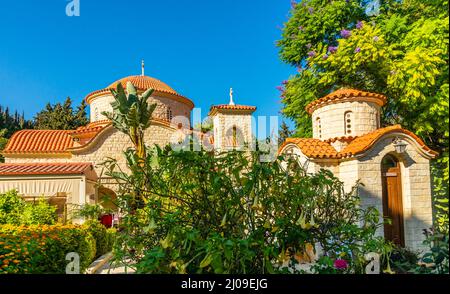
<box><xmin>12</xmin><ymin>260</ymin><xmax>20</xmax><ymax>264</ymax></box>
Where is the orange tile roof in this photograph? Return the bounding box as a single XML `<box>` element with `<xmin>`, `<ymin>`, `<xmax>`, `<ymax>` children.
<box><xmin>281</xmin><ymin>138</ymin><xmax>340</xmax><ymax>159</ymax></box>
<box><xmin>0</xmin><ymin>162</ymin><xmax>96</xmax><ymax>179</ymax></box>
<box><xmin>2</xmin><ymin>130</ymin><xmax>74</xmax><ymax>154</ymax></box>
<box><xmin>341</xmin><ymin>125</ymin><xmax>438</xmax><ymax>157</ymax></box>
<box><xmin>68</xmin><ymin>121</ymin><xmax>111</xmax><ymax>136</ymax></box>
<box><xmin>306</xmin><ymin>88</ymin><xmax>387</xmax><ymax>114</ymax></box>
<box><xmin>280</xmin><ymin>125</ymin><xmax>438</xmax><ymax>159</ymax></box>
<box><xmin>209</xmin><ymin>104</ymin><xmax>257</xmax><ymax>116</ymax></box>
<box><xmin>84</xmin><ymin>75</ymin><xmax>194</xmax><ymax>108</ymax></box>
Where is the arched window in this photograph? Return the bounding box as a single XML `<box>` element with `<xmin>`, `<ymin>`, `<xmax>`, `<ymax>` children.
<box><xmin>226</xmin><ymin>125</ymin><xmax>244</xmax><ymax>147</ymax></box>
<box><xmin>376</xmin><ymin>110</ymin><xmax>381</xmax><ymax>129</ymax></box>
<box><xmin>166</xmin><ymin>107</ymin><xmax>173</xmax><ymax>121</ymax></box>
<box><xmin>94</xmin><ymin>107</ymin><xmax>99</xmax><ymax>121</ymax></box>
<box><xmin>344</xmin><ymin>111</ymin><xmax>354</xmax><ymax>135</ymax></box>
<box><xmin>316</xmin><ymin>117</ymin><xmax>322</xmax><ymax>139</ymax></box>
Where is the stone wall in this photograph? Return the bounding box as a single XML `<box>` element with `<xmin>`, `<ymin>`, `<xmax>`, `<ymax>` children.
<box><xmin>337</xmin><ymin>159</ymin><xmax>359</xmax><ymax>193</ymax></box>
<box><xmin>311</xmin><ymin>101</ymin><xmax>381</xmax><ymax>140</ymax></box>
<box><xmin>357</xmin><ymin>134</ymin><xmax>433</xmax><ymax>251</ymax></box>
<box><xmin>213</xmin><ymin>113</ymin><xmax>253</xmax><ymax>151</ymax></box>
<box><xmin>89</xmin><ymin>93</ymin><xmax>191</xmax><ymax>126</ymax></box>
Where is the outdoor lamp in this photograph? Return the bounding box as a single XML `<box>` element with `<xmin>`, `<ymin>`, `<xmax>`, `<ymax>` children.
<box><xmin>393</xmin><ymin>137</ymin><xmax>407</xmax><ymax>154</ymax></box>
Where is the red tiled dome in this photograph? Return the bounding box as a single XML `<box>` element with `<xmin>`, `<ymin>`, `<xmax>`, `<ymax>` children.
<box><xmin>107</xmin><ymin>75</ymin><xmax>179</xmax><ymax>96</ymax></box>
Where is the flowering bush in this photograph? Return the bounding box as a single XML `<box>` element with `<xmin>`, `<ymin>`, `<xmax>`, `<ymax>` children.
<box><xmin>104</xmin><ymin>147</ymin><xmax>388</xmax><ymax>274</ymax></box>
<box><xmin>0</xmin><ymin>224</ymin><xmax>98</xmax><ymax>274</ymax></box>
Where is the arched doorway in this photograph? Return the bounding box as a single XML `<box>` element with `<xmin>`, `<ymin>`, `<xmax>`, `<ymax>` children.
<box><xmin>381</xmin><ymin>154</ymin><xmax>405</xmax><ymax>246</ymax></box>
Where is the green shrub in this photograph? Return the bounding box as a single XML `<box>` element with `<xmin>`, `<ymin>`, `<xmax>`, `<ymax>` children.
<box><xmin>105</xmin><ymin>228</ymin><xmax>116</xmax><ymax>254</ymax></box>
<box><xmin>84</xmin><ymin>220</ymin><xmax>115</xmax><ymax>258</ymax></box>
<box><xmin>74</xmin><ymin>204</ymin><xmax>106</xmax><ymax>221</ymax></box>
<box><xmin>0</xmin><ymin>190</ymin><xmax>24</xmax><ymax>225</ymax></box>
<box><xmin>0</xmin><ymin>190</ymin><xmax>57</xmax><ymax>225</ymax></box>
<box><xmin>105</xmin><ymin>147</ymin><xmax>387</xmax><ymax>274</ymax></box>
<box><xmin>0</xmin><ymin>224</ymin><xmax>96</xmax><ymax>274</ymax></box>
<box><xmin>21</xmin><ymin>200</ymin><xmax>57</xmax><ymax>225</ymax></box>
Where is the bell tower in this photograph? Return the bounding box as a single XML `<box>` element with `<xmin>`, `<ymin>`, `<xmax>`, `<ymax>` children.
<box><xmin>209</xmin><ymin>88</ymin><xmax>256</xmax><ymax>152</ymax></box>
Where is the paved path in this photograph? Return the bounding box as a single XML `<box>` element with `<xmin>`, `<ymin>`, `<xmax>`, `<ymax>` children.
<box><xmin>95</xmin><ymin>258</ymin><xmax>136</xmax><ymax>274</ymax></box>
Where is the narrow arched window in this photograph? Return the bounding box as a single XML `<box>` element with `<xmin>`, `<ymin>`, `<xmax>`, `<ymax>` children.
<box><xmin>232</xmin><ymin>126</ymin><xmax>238</xmax><ymax>146</ymax></box>
<box><xmin>344</xmin><ymin>111</ymin><xmax>353</xmax><ymax>135</ymax></box>
<box><xmin>94</xmin><ymin>107</ymin><xmax>99</xmax><ymax>121</ymax></box>
<box><xmin>316</xmin><ymin>117</ymin><xmax>322</xmax><ymax>139</ymax></box>
<box><xmin>376</xmin><ymin>110</ymin><xmax>381</xmax><ymax>129</ymax></box>
<box><xmin>226</xmin><ymin>125</ymin><xmax>244</xmax><ymax>147</ymax></box>
<box><xmin>166</xmin><ymin>107</ymin><xmax>173</xmax><ymax>121</ymax></box>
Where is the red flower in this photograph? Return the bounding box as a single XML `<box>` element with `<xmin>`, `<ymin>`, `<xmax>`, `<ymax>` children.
<box><xmin>333</xmin><ymin>259</ymin><xmax>348</xmax><ymax>269</ymax></box>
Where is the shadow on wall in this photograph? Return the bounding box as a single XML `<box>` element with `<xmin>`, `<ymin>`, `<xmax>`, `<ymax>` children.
<box><xmin>358</xmin><ymin>184</ymin><xmax>430</xmax><ymax>253</ymax></box>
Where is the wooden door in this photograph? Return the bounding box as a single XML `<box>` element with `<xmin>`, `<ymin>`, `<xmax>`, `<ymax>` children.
<box><xmin>382</xmin><ymin>155</ymin><xmax>405</xmax><ymax>247</ymax></box>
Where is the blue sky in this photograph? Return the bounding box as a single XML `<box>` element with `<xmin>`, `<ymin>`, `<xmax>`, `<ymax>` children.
<box><xmin>0</xmin><ymin>0</ymin><xmax>295</xmax><ymax>128</ymax></box>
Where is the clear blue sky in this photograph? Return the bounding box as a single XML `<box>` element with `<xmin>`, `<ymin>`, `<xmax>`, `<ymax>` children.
<box><xmin>0</xmin><ymin>0</ymin><xmax>295</xmax><ymax>128</ymax></box>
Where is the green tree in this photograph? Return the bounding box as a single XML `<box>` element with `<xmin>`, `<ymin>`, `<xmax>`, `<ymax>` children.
<box><xmin>278</xmin><ymin>0</ymin><xmax>448</xmax><ymax>232</ymax></box>
<box><xmin>278</xmin><ymin>120</ymin><xmax>294</xmax><ymax>145</ymax></box>
<box><xmin>34</xmin><ymin>97</ymin><xmax>88</xmax><ymax>130</ymax></box>
<box><xmin>0</xmin><ymin>106</ymin><xmax>33</xmax><ymax>162</ymax></box>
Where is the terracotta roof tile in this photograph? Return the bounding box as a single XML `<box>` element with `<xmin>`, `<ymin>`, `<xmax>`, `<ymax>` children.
<box><xmin>341</xmin><ymin>125</ymin><xmax>438</xmax><ymax>157</ymax></box>
<box><xmin>280</xmin><ymin>125</ymin><xmax>438</xmax><ymax>159</ymax></box>
<box><xmin>209</xmin><ymin>104</ymin><xmax>257</xmax><ymax>116</ymax></box>
<box><xmin>0</xmin><ymin>162</ymin><xmax>94</xmax><ymax>177</ymax></box>
<box><xmin>281</xmin><ymin>138</ymin><xmax>340</xmax><ymax>159</ymax></box>
<box><xmin>2</xmin><ymin>130</ymin><xmax>74</xmax><ymax>154</ymax></box>
<box><xmin>306</xmin><ymin>88</ymin><xmax>387</xmax><ymax>114</ymax></box>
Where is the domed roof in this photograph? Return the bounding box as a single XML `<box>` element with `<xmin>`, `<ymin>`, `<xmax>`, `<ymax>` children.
<box><xmin>107</xmin><ymin>75</ymin><xmax>179</xmax><ymax>96</ymax></box>
<box><xmin>305</xmin><ymin>88</ymin><xmax>387</xmax><ymax>114</ymax></box>
<box><xmin>85</xmin><ymin>75</ymin><xmax>194</xmax><ymax>109</ymax></box>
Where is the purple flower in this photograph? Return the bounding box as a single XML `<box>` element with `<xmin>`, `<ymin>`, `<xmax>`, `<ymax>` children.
<box><xmin>334</xmin><ymin>259</ymin><xmax>348</xmax><ymax>270</ymax></box>
<box><xmin>322</xmin><ymin>54</ymin><xmax>329</xmax><ymax>60</ymax></box>
<box><xmin>298</xmin><ymin>25</ymin><xmax>304</xmax><ymax>31</ymax></box>
<box><xmin>282</xmin><ymin>80</ymin><xmax>288</xmax><ymax>85</ymax></box>
<box><xmin>328</xmin><ymin>46</ymin><xmax>338</xmax><ymax>53</ymax></box>
<box><xmin>340</xmin><ymin>29</ymin><xmax>352</xmax><ymax>39</ymax></box>
<box><xmin>373</xmin><ymin>36</ymin><xmax>379</xmax><ymax>42</ymax></box>
<box><xmin>306</xmin><ymin>43</ymin><xmax>312</xmax><ymax>49</ymax></box>
<box><xmin>276</xmin><ymin>86</ymin><xmax>284</xmax><ymax>92</ymax></box>
<box><xmin>290</xmin><ymin>0</ymin><xmax>297</xmax><ymax>9</ymax></box>
<box><xmin>307</xmin><ymin>51</ymin><xmax>316</xmax><ymax>58</ymax></box>
<box><xmin>356</xmin><ymin>21</ymin><xmax>363</xmax><ymax>29</ymax></box>
<box><xmin>354</xmin><ymin>47</ymin><xmax>361</xmax><ymax>53</ymax></box>
<box><xmin>308</xmin><ymin>7</ymin><xmax>314</xmax><ymax>14</ymax></box>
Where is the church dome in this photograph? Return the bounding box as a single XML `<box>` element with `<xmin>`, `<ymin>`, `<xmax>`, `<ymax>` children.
<box><xmin>107</xmin><ymin>75</ymin><xmax>180</xmax><ymax>96</ymax></box>
<box><xmin>85</xmin><ymin>75</ymin><xmax>194</xmax><ymax>109</ymax></box>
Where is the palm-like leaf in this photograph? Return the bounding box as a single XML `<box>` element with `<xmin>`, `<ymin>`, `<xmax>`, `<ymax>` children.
<box><xmin>103</xmin><ymin>81</ymin><xmax>157</xmax><ymax>159</ymax></box>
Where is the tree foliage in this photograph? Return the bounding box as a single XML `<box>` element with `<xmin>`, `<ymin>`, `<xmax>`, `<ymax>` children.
<box><xmin>0</xmin><ymin>106</ymin><xmax>33</xmax><ymax>162</ymax></box>
<box><xmin>104</xmin><ymin>145</ymin><xmax>388</xmax><ymax>274</ymax></box>
<box><xmin>34</xmin><ymin>97</ymin><xmax>88</xmax><ymax>130</ymax></box>
<box><xmin>278</xmin><ymin>0</ymin><xmax>449</xmax><ymax>232</ymax></box>
<box><xmin>102</xmin><ymin>82</ymin><xmax>156</xmax><ymax>160</ymax></box>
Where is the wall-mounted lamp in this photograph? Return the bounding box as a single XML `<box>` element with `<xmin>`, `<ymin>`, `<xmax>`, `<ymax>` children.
<box><xmin>393</xmin><ymin>137</ymin><xmax>407</xmax><ymax>154</ymax></box>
